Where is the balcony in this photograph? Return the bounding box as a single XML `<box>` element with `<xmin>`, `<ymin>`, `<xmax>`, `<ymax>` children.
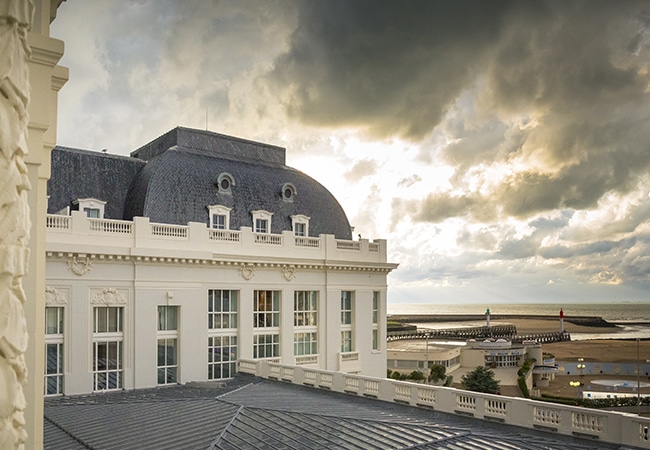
<box><xmin>45</xmin><ymin>212</ymin><xmax>393</xmax><ymax>268</ymax></box>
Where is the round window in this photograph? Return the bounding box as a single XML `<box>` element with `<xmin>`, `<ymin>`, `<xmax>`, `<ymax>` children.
<box><xmin>284</xmin><ymin>187</ymin><xmax>293</xmax><ymax>199</ymax></box>
<box><xmin>220</xmin><ymin>178</ymin><xmax>230</xmax><ymax>190</ymax></box>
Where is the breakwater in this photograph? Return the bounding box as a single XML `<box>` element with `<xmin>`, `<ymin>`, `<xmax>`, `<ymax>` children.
<box><xmin>387</xmin><ymin>325</ymin><xmax>571</xmax><ymax>343</ymax></box>
<box><xmin>388</xmin><ymin>314</ymin><xmax>616</xmax><ymax>328</ymax></box>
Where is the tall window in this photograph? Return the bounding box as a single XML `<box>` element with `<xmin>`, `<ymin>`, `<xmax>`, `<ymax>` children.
<box><xmin>340</xmin><ymin>291</ymin><xmax>354</xmax><ymax>353</ymax></box>
<box><xmin>157</xmin><ymin>306</ymin><xmax>178</xmax><ymax>385</ymax></box>
<box><xmin>253</xmin><ymin>334</ymin><xmax>279</xmax><ymax>359</ymax></box>
<box><xmin>93</xmin><ymin>306</ymin><xmax>123</xmax><ymax>391</ymax></box>
<box><xmin>208</xmin><ymin>289</ymin><xmax>238</xmax><ymax>329</ymax></box>
<box><xmin>44</xmin><ymin>307</ymin><xmax>64</xmax><ymax>395</ymax></box>
<box><xmin>208</xmin><ymin>336</ymin><xmax>237</xmax><ymax>379</ymax></box>
<box><xmin>207</xmin><ymin>289</ymin><xmax>239</xmax><ymax>379</ymax></box>
<box><xmin>341</xmin><ymin>330</ymin><xmax>353</xmax><ymax>353</ymax></box>
<box><xmin>294</xmin><ymin>291</ymin><xmax>318</xmax><ymax>327</ymax></box>
<box><xmin>341</xmin><ymin>291</ymin><xmax>352</xmax><ymax>325</ymax></box>
<box><xmin>294</xmin><ymin>332</ymin><xmax>318</xmax><ymax>356</ymax></box>
<box><xmin>254</xmin><ymin>290</ymin><xmax>280</xmax><ymax>328</ymax></box>
<box><xmin>253</xmin><ymin>290</ymin><xmax>280</xmax><ymax>359</ymax></box>
<box><xmin>372</xmin><ymin>291</ymin><xmax>380</xmax><ymax>351</ymax></box>
<box><xmin>294</xmin><ymin>291</ymin><xmax>318</xmax><ymax>357</ymax></box>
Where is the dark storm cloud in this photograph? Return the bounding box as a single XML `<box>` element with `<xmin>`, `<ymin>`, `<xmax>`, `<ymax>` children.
<box><xmin>267</xmin><ymin>0</ymin><xmax>511</xmax><ymax>139</ymax></box>
<box><xmin>267</xmin><ymin>0</ymin><xmax>650</xmax><ymax>222</ymax></box>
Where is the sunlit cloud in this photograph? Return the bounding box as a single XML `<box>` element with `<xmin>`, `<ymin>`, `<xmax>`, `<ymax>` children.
<box><xmin>52</xmin><ymin>0</ymin><xmax>650</xmax><ymax>305</ymax></box>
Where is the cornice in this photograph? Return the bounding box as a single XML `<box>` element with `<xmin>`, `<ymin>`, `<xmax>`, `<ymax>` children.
<box><xmin>45</xmin><ymin>251</ymin><xmax>397</xmax><ymax>274</ymax></box>
<box><xmin>27</xmin><ymin>32</ymin><xmax>64</xmax><ymax>67</ymax></box>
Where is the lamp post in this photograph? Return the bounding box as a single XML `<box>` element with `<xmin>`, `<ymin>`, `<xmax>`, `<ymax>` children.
<box><xmin>577</xmin><ymin>358</ymin><xmax>585</xmax><ymax>378</ymax></box>
<box><xmin>638</xmin><ymin>338</ymin><xmax>641</xmax><ymax>415</ymax></box>
<box><xmin>570</xmin><ymin>381</ymin><xmax>582</xmax><ymax>399</ymax></box>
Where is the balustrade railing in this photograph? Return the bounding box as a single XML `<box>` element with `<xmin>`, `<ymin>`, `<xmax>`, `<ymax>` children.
<box><xmin>89</xmin><ymin>218</ymin><xmax>133</xmax><ymax>234</ymax></box>
<box><xmin>295</xmin><ymin>237</ymin><xmax>320</xmax><ymax>248</ymax></box>
<box><xmin>208</xmin><ymin>229</ymin><xmax>241</xmax><ymax>242</ymax></box>
<box><xmin>46</xmin><ymin>214</ymin><xmax>71</xmax><ymax>230</ymax></box>
<box><xmin>336</xmin><ymin>240</ymin><xmax>360</xmax><ymax>250</ymax></box>
<box><xmin>254</xmin><ymin>233</ymin><xmax>283</xmax><ymax>245</ymax></box>
<box><xmin>236</xmin><ymin>359</ymin><xmax>650</xmax><ymax>449</ymax></box>
<box><xmin>46</xmin><ymin>214</ymin><xmax>385</xmax><ymax>261</ymax></box>
<box><xmin>151</xmin><ymin>223</ymin><xmax>188</xmax><ymax>238</ymax></box>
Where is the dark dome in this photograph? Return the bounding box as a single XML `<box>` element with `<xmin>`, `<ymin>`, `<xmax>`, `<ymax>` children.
<box><xmin>124</xmin><ymin>145</ymin><xmax>352</xmax><ymax>239</ymax></box>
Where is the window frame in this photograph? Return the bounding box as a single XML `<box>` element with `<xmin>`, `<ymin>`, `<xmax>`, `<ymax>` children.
<box><xmin>44</xmin><ymin>306</ymin><xmax>64</xmax><ymax>396</ymax></box>
<box><xmin>208</xmin><ymin>289</ymin><xmax>239</xmax><ymax>330</ymax></box>
<box><xmin>207</xmin><ymin>205</ymin><xmax>232</xmax><ymax>230</ymax></box>
<box><xmin>92</xmin><ymin>306</ymin><xmax>124</xmax><ymax>392</ymax></box>
<box><xmin>254</xmin><ymin>290</ymin><xmax>280</xmax><ymax>328</ymax></box>
<box><xmin>251</xmin><ymin>210</ymin><xmax>273</xmax><ymax>234</ymax></box>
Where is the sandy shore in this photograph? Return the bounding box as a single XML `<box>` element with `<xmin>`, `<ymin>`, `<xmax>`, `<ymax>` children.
<box><xmin>481</xmin><ymin>319</ymin><xmax>650</xmax><ymax>363</ymax></box>
<box><xmin>494</xmin><ymin>318</ymin><xmax>617</xmax><ymax>335</ymax></box>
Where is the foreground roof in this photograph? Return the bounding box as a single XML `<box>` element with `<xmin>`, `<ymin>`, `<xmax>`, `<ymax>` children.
<box><xmin>44</xmin><ymin>375</ymin><xmax>617</xmax><ymax>450</ymax></box>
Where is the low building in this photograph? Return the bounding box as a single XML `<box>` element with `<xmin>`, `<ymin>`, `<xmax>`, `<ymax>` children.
<box><xmin>387</xmin><ymin>341</ymin><xmax>461</xmax><ymax>375</ymax></box>
<box><xmin>462</xmin><ymin>338</ymin><xmax>543</xmax><ymax>369</ymax></box>
<box><xmin>44</xmin><ymin>127</ymin><xmax>397</xmax><ymax>396</ymax></box>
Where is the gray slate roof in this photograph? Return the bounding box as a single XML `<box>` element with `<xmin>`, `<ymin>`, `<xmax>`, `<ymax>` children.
<box><xmin>48</xmin><ymin>128</ymin><xmax>352</xmax><ymax>239</ymax></box>
<box><xmin>48</xmin><ymin>147</ymin><xmax>145</xmax><ymax>220</ymax></box>
<box><xmin>44</xmin><ymin>375</ymin><xmax>618</xmax><ymax>450</ymax></box>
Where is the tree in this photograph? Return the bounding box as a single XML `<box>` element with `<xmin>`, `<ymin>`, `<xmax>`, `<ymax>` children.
<box><xmin>460</xmin><ymin>366</ymin><xmax>500</xmax><ymax>394</ymax></box>
<box><xmin>409</xmin><ymin>370</ymin><xmax>426</xmax><ymax>382</ymax></box>
<box><xmin>428</xmin><ymin>364</ymin><xmax>446</xmax><ymax>383</ymax></box>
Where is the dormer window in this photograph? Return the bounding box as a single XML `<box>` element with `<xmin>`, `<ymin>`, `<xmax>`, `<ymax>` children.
<box><xmin>281</xmin><ymin>183</ymin><xmax>296</xmax><ymax>202</ymax></box>
<box><xmin>73</xmin><ymin>198</ymin><xmax>106</xmax><ymax>219</ymax></box>
<box><xmin>216</xmin><ymin>173</ymin><xmax>235</xmax><ymax>194</ymax></box>
<box><xmin>291</xmin><ymin>214</ymin><xmax>310</xmax><ymax>237</ymax></box>
<box><xmin>251</xmin><ymin>210</ymin><xmax>273</xmax><ymax>234</ymax></box>
<box><xmin>207</xmin><ymin>205</ymin><xmax>232</xmax><ymax>230</ymax></box>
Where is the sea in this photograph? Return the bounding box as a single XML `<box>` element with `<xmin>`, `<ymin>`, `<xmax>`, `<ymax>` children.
<box><xmin>387</xmin><ymin>302</ymin><xmax>650</xmax><ymax>341</ymax></box>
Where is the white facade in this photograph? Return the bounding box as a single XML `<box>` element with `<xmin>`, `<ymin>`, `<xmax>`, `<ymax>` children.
<box><xmin>45</xmin><ymin>212</ymin><xmax>396</xmax><ymax>395</ymax></box>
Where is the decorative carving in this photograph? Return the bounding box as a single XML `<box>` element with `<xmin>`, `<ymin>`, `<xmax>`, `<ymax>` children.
<box><xmin>90</xmin><ymin>288</ymin><xmax>127</xmax><ymax>305</ymax></box>
<box><xmin>239</xmin><ymin>263</ymin><xmax>256</xmax><ymax>280</ymax></box>
<box><xmin>282</xmin><ymin>265</ymin><xmax>296</xmax><ymax>281</ymax></box>
<box><xmin>0</xmin><ymin>1</ymin><xmax>34</xmax><ymax>447</ymax></box>
<box><xmin>45</xmin><ymin>287</ymin><xmax>67</xmax><ymax>305</ymax></box>
<box><xmin>67</xmin><ymin>256</ymin><xmax>93</xmax><ymax>276</ymax></box>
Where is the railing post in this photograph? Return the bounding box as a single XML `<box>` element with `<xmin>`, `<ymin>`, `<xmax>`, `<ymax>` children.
<box><xmin>70</xmin><ymin>210</ymin><xmax>90</xmax><ymax>233</ymax></box>
<box><xmin>188</xmin><ymin>221</ymin><xmax>208</xmax><ymax>244</ymax></box>
<box><xmin>133</xmin><ymin>216</ymin><xmax>151</xmax><ymax>247</ymax></box>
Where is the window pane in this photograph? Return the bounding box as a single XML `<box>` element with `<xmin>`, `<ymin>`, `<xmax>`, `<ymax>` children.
<box><xmin>158</xmin><ymin>306</ymin><xmax>165</xmax><ymax>331</ymax></box>
<box><xmin>167</xmin><ymin>307</ymin><xmax>177</xmax><ymax>330</ymax></box>
<box><xmin>96</xmin><ymin>308</ymin><xmax>107</xmax><ymax>333</ymax></box>
<box><xmin>45</xmin><ymin>308</ymin><xmax>61</xmax><ymax>335</ymax></box>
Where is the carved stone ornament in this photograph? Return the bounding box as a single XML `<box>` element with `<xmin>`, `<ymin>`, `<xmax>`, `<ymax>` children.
<box><xmin>90</xmin><ymin>288</ymin><xmax>127</xmax><ymax>305</ymax></box>
<box><xmin>239</xmin><ymin>263</ymin><xmax>256</xmax><ymax>280</ymax></box>
<box><xmin>45</xmin><ymin>287</ymin><xmax>68</xmax><ymax>306</ymax></box>
<box><xmin>282</xmin><ymin>265</ymin><xmax>296</xmax><ymax>281</ymax></box>
<box><xmin>0</xmin><ymin>1</ymin><xmax>34</xmax><ymax>447</ymax></box>
<box><xmin>67</xmin><ymin>256</ymin><xmax>93</xmax><ymax>276</ymax></box>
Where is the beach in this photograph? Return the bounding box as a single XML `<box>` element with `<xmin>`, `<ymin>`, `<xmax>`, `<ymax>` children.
<box><xmin>502</xmin><ymin>318</ymin><xmax>650</xmax><ymax>363</ymax></box>
<box><xmin>392</xmin><ymin>315</ymin><xmax>650</xmax><ymax>364</ymax></box>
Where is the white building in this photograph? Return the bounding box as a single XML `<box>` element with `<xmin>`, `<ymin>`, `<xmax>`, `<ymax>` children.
<box><xmin>44</xmin><ymin>127</ymin><xmax>397</xmax><ymax>396</ymax></box>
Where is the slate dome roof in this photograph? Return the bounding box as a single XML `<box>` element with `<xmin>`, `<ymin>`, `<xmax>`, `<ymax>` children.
<box><xmin>49</xmin><ymin>128</ymin><xmax>353</xmax><ymax>240</ymax></box>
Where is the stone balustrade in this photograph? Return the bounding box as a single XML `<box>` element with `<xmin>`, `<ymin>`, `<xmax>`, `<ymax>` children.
<box><xmin>46</xmin><ymin>211</ymin><xmax>390</xmax><ymax>266</ymax></box>
<box><xmin>238</xmin><ymin>359</ymin><xmax>650</xmax><ymax>449</ymax></box>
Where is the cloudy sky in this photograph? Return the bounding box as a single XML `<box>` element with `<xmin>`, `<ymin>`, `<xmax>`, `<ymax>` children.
<box><xmin>51</xmin><ymin>0</ymin><xmax>650</xmax><ymax>306</ymax></box>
